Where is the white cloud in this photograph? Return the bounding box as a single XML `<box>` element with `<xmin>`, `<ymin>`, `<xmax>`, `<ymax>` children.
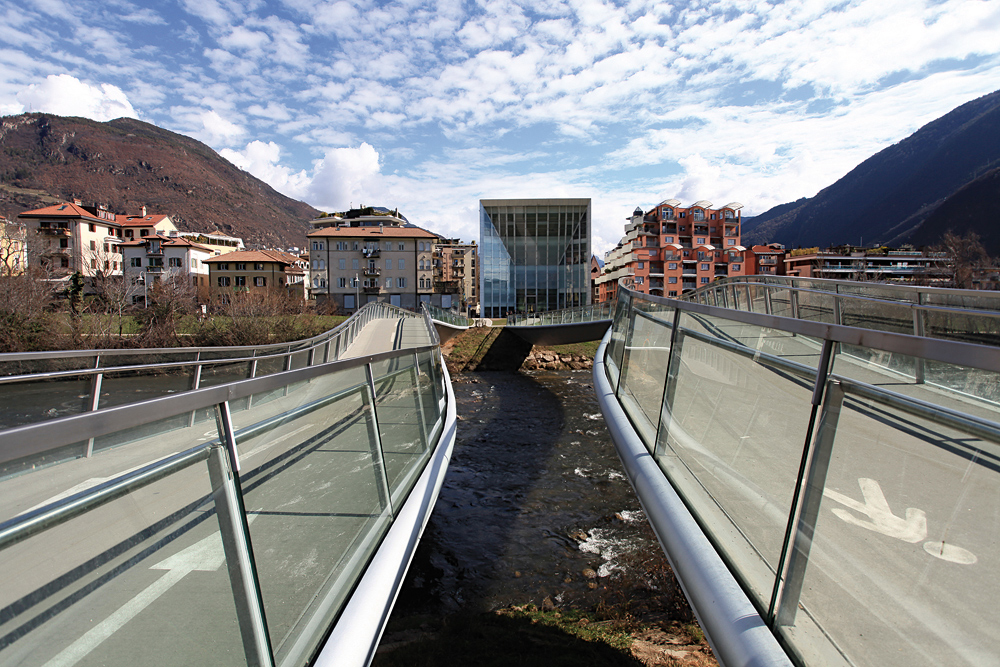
<box><xmin>220</xmin><ymin>140</ymin><xmax>311</xmax><ymax>194</ymax></box>
<box><xmin>305</xmin><ymin>143</ymin><xmax>386</xmax><ymax>211</ymax></box>
<box><xmin>12</xmin><ymin>74</ymin><xmax>138</xmax><ymax>121</ymax></box>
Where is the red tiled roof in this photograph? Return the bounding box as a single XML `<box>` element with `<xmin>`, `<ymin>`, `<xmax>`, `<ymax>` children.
<box><xmin>118</xmin><ymin>233</ymin><xmax>210</xmax><ymax>252</ymax></box>
<box><xmin>117</xmin><ymin>214</ymin><xmax>170</xmax><ymax>227</ymax></box>
<box><xmin>307</xmin><ymin>225</ymin><xmax>438</xmax><ymax>239</ymax></box>
<box><xmin>18</xmin><ymin>203</ymin><xmax>104</xmax><ymax>221</ymax></box>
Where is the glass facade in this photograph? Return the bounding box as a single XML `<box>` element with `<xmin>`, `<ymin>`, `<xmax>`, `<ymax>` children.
<box><xmin>479</xmin><ymin>199</ymin><xmax>592</xmax><ymax>319</ymax></box>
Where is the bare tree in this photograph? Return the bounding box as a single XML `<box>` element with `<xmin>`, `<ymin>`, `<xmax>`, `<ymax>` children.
<box><xmin>934</xmin><ymin>230</ymin><xmax>990</xmax><ymax>289</ymax></box>
<box><xmin>134</xmin><ymin>272</ymin><xmax>197</xmax><ymax>348</ymax></box>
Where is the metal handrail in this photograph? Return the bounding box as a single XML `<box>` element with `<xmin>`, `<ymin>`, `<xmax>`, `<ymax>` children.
<box><xmin>600</xmin><ymin>280</ymin><xmax>1000</xmax><ymax>667</ymax></box>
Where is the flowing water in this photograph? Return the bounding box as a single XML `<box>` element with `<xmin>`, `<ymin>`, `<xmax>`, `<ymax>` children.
<box><xmin>385</xmin><ymin>369</ymin><xmax>692</xmax><ymax>622</ymax></box>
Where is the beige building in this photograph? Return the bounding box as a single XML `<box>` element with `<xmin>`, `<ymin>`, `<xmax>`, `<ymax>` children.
<box><xmin>18</xmin><ymin>202</ymin><xmax>176</xmax><ymax>285</ymax></box>
<box><xmin>120</xmin><ymin>234</ymin><xmax>215</xmax><ymax>305</ymax></box>
<box><xmin>203</xmin><ymin>249</ymin><xmax>304</xmax><ymax>305</ymax></box>
<box><xmin>307</xmin><ymin>209</ymin><xmax>440</xmax><ymax>312</ymax></box>
<box><xmin>1</xmin><ymin>219</ymin><xmax>27</xmax><ymax>276</ymax></box>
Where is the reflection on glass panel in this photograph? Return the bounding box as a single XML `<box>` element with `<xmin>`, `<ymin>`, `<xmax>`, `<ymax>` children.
<box><xmin>199</xmin><ymin>361</ymin><xmax>253</xmax><ymax>388</ymax></box>
<box><xmin>98</xmin><ymin>367</ymin><xmax>196</xmax><ymax>410</ymax></box>
<box><xmin>371</xmin><ymin>357</ymin><xmax>429</xmax><ymax>503</ymax></box>
<box><xmin>233</xmin><ymin>368</ymin><xmax>388</xmax><ymax>664</ymax></box>
<box><xmin>654</xmin><ymin>312</ymin><xmax>816</xmax><ymax>605</ymax></box>
<box><xmin>0</xmin><ymin>378</ymin><xmax>91</xmax><ymax>429</ymax></box>
<box><xmin>253</xmin><ymin>356</ymin><xmax>286</xmax><ymax>378</ymax></box>
<box><xmin>0</xmin><ymin>449</ymin><xmax>246</xmax><ymax>667</ymax></box>
<box><xmin>618</xmin><ymin>305</ymin><xmax>674</xmax><ymax>444</ymax></box>
<box><xmin>784</xmin><ymin>391</ymin><xmax>1000</xmax><ymax>667</ymax></box>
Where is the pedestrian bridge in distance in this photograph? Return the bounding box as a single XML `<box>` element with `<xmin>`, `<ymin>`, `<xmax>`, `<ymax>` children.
<box><xmin>595</xmin><ymin>276</ymin><xmax>1000</xmax><ymax>667</ymax></box>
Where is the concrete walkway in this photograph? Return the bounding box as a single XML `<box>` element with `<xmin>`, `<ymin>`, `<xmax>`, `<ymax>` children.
<box><xmin>341</xmin><ymin>315</ymin><xmax>435</xmax><ymax>358</ymax></box>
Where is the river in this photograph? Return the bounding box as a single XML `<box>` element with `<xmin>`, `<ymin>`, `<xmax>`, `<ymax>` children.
<box><xmin>374</xmin><ymin>369</ymin><xmax>716</xmax><ymax>666</ymax></box>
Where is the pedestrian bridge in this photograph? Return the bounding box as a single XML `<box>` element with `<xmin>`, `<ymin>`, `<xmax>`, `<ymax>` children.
<box><xmin>3</xmin><ymin>281</ymin><xmax>1000</xmax><ymax>667</ymax></box>
<box><xmin>595</xmin><ymin>276</ymin><xmax>1000</xmax><ymax>667</ymax></box>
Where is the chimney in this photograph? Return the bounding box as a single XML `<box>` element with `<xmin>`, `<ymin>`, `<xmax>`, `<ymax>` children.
<box><xmin>141</xmin><ymin>205</ymin><xmax>147</xmax><ymax>217</ymax></box>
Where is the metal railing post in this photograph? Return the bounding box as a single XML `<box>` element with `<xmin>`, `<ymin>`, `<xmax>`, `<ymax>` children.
<box><xmin>362</xmin><ymin>364</ymin><xmax>393</xmax><ymax>515</ymax></box>
<box><xmin>790</xmin><ymin>288</ymin><xmax>800</xmax><ymax>320</ymax></box>
<box><xmin>85</xmin><ymin>356</ymin><xmax>104</xmax><ymax>457</ymax></box>
<box><xmin>768</xmin><ymin>339</ymin><xmax>837</xmax><ymax>626</ymax></box>
<box><xmin>208</xmin><ymin>406</ymin><xmax>274</xmax><ymax>667</ymax></box>
<box><xmin>914</xmin><ymin>294</ymin><xmax>926</xmax><ymax>384</ymax></box>
<box><xmin>771</xmin><ymin>380</ymin><xmax>845</xmax><ymax>627</ymax></box>
<box><xmin>654</xmin><ymin>306</ymin><xmax>684</xmax><ymax>458</ymax></box>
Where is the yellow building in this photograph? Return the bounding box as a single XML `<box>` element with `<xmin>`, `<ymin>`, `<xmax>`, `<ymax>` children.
<box><xmin>1</xmin><ymin>219</ymin><xmax>27</xmax><ymax>276</ymax></box>
<box><xmin>203</xmin><ymin>249</ymin><xmax>304</xmax><ymax>305</ymax></box>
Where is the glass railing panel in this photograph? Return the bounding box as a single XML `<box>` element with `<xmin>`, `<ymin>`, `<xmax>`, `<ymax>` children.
<box><xmin>838</xmin><ymin>296</ymin><xmax>912</xmax><ymax>334</ymax></box>
<box><xmin>0</xmin><ymin>438</ymin><xmax>248</xmax><ymax>667</ymax></box>
<box><xmin>288</xmin><ymin>350</ymin><xmax>311</xmax><ymax>371</ymax></box>
<box><xmin>794</xmin><ymin>290</ymin><xmax>836</xmax><ymax>324</ymax></box>
<box><xmin>416</xmin><ymin>350</ymin><xmax>443</xmax><ymax>442</ymax></box>
<box><xmin>782</xmin><ymin>386</ymin><xmax>1000</xmax><ymax>667</ymax></box>
<box><xmin>923</xmin><ymin>308</ymin><xmax>1000</xmax><ymax>346</ymax></box>
<box><xmin>97</xmin><ymin>366</ymin><xmax>197</xmax><ymax>410</ymax></box>
<box><xmin>98</xmin><ymin>351</ymin><xmax>198</xmax><ymax>367</ymax></box>
<box><xmin>604</xmin><ymin>293</ymin><xmax>631</xmax><ymax>389</ymax></box>
<box><xmin>653</xmin><ymin>311</ymin><xmax>819</xmax><ymax>607</ymax></box>
<box><xmin>253</xmin><ymin>355</ymin><xmax>287</xmax><ymax>378</ymax></box>
<box><xmin>617</xmin><ymin>301</ymin><xmax>674</xmax><ymax>445</ymax></box>
<box><xmin>371</xmin><ymin>357</ymin><xmax>430</xmax><ymax>505</ymax></box>
<box><xmin>233</xmin><ymin>367</ymin><xmax>391</xmax><ymax>666</ymax></box>
<box><xmin>199</xmin><ymin>361</ymin><xmax>253</xmax><ymax>388</ymax></box>
<box><xmin>0</xmin><ymin>377</ymin><xmax>91</xmax><ymax>429</ymax></box>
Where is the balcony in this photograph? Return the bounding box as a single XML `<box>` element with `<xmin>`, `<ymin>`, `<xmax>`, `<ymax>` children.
<box><xmin>363</xmin><ymin>267</ymin><xmax>381</xmax><ymax>277</ymax></box>
<box><xmin>362</xmin><ymin>247</ymin><xmax>380</xmax><ymax>258</ymax></box>
<box><xmin>363</xmin><ymin>285</ymin><xmax>381</xmax><ymax>294</ymax></box>
<box><xmin>39</xmin><ymin>227</ymin><xmax>71</xmax><ymax>236</ymax></box>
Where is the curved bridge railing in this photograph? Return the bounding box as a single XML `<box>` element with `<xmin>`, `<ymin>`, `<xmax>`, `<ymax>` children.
<box><xmin>507</xmin><ymin>301</ymin><xmax>614</xmax><ymax>327</ymax></box>
<box><xmin>0</xmin><ymin>308</ymin><xmax>456</xmax><ymax>667</ymax></box>
<box><xmin>596</xmin><ymin>281</ymin><xmax>1000</xmax><ymax>667</ymax></box>
<box><xmin>0</xmin><ymin>301</ymin><xmax>415</xmax><ymax>431</ymax></box>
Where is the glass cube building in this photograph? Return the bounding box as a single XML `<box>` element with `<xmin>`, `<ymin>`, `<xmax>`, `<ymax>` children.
<box><xmin>479</xmin><ymin>198</ymin><xmax>592</xmax><ymax>318</ymax></box>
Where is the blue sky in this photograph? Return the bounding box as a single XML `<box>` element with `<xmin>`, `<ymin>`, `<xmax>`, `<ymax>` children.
<box><xmin>2</xmin><ymin>0</ymin><xmax>999</xmax><ymax>255</ymax></box>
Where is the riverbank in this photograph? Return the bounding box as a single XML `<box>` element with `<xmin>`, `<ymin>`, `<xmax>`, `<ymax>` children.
<box><xmin>372</xmin><ymin>370</ymin><xmax>716</xmax><ymax>667</ymax></box>
<box><xmin>441</xmin><ymin>326</ymin><xmax>599</xmax><ymax>372</ymax></box>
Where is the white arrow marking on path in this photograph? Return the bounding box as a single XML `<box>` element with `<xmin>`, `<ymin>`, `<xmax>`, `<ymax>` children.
<box><xmin>43</xmin><ymin>516</ymin><xmax>257</xmax><ymax>667</ymax></box>
<box><xmin>823</xmin><ymin>478</ymin><xmax>927</xmax><ymax>543</ymax></box>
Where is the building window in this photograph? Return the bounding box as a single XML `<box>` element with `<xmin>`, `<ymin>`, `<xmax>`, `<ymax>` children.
<box><xmin>398</xmin><ymin>258</ymin><xmax>404</xmax><ymax>270</ymax></box>
<box><xmin>701</xmin><ymin>276</ymin><xmax>709</xmax><ymax>283</ymax></box>
<box><xmin>312</xmin><ymin>241</ymin><xmax>319</xmax><ymax>251</ymax></box>
<box><xmin>398</xmin><ymin>242</ymin><xmax>405</xmax><ymax>251</ymax></box>
<box><xmin>218</xmin><ymin>276</ymin><xmax>231</xmax><ymax>287</ymax></box>
<box><xmin>218</xmin><ymin>263</ymin><xmax>229</xmax><ymax>270</ymax></box>
<box><xmin>696</xmin><ymin>238</ymin><xmax>706</xmax><ymax>245</ymax></box>
<box><xmin>191</xmin><ymin>258</ymin><xmax>198</xmax><ymax>268</ymax></box>
<box><xmin>90</xmin><ymin>240</ymin><xmax>97</xmax><ymax>251</ymax></box>
<box><xmin>352</xmin><ymin>259</ymin><xmax>359</xmax><ymax>270</ymax></box>
<box><xmin>635</xmin><ymin>276</ymin><xmax>644</xmax><ymax>285</ymax></box>
<box><xmin>141</xmin><ymin>230</ymin><xmax>149</xmax><ymax>237</ymax></box>
<box><xmin>254</xmin><ymin>277</ymin><xmax>266</xmax><ymax>287</ymax></box>
<box><xmin>338</xmin><ymin>258</ymin><xmax>346</xmax><ymax>270</ymax></box>
<box><xmin>398</xmin><ymin>277</ymin><xmax>406</xmax><ymax>288</ymax></box>
<box><xmin>235</xmin><ymin>276</ymin><xmax>246</xmax><ymax>286</ymax></box>
<box><xmin>384</xmin><ymin>241</ymin><xmax>391</xmax><ymax>251</ymax></box>
<box><xmin>169</xmin><ymin>257</ymin><xmax>182</xmax><ymax>267</ymax></box>
<box><xmin>131</xmin><ymin>257</ymin><xmax>142</xmax><ymax>267</ymax></box>
<box><xmin>89</xmin><ymin>223</ymin><xmax>96</xmax><ymax>232</ymax></box>
<box><xmin>669</xmin><ymin>290</ymin><xmax>677</xmax><ymax>297</ymax></box>
<box><xmin>701</xmin><ymin>263</ymin><xmax>709</xmax><ymax>270</ymax></box>
<box><xmin>338</xmin><ymin>277</ymin><xmax>346</xmax><ymax>288</ymax></box>
<box><xmin>254</xmin><ymin>263</ymin><xmax>264</xmax><ymax>270</ymax></box>
<box><xmin>732</xmin><ymin>264</ymin><xmax>741</xmax><ymax>271</ymax></box>
<box><xmin>668</xmin><ymin>277</ymin><xmax>677</xmax><ymax>284</ymax></box>
<box><xmin>386</xmin><ymin>259</ymin><xmax>392</xmax><ymax>270</ymax></box>
<box><xmin>693</xmin><ymin>210</ymin><xmax>704</xmax><ymax>221</ymax></box>
<box><xmin>60</xmin><ymin>238</ymin><xmax>69</xmax><ymax>248</ymax></box>
<box><xmin>637</xmin><ymin>262</ymin><xmax>644</xmax><ymax>269</ymax></box>
<box><xmin>668</xmin><ymin>262</ymin><xmax>677</xmax><ymax>270</ymax></box>
<box><xmin>235</xmin><ymin>263</ymin><xmax>245</xmax><ymax>270</ymax></box>
<box><xmin>728</xmin><ymin>239</ymin><xmax>736</xmax><ymax>245</ymax></box>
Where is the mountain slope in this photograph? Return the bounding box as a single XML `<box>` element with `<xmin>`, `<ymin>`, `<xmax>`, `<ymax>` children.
<box><xmin>0</xmin><ymin>113</ymin><xmax>318</xmax><ymax>248</ymax></box>
<box><xmin>743</xmin><ymin>90</ymin><xmax>1000</xmax><ymax>254</ymax></box>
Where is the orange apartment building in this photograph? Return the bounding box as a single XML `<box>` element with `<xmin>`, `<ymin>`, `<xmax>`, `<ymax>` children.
<box><xmin>595</xmin><ymin>199</ymin><xmax>745</xmax><ymax>301</ymax></box>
